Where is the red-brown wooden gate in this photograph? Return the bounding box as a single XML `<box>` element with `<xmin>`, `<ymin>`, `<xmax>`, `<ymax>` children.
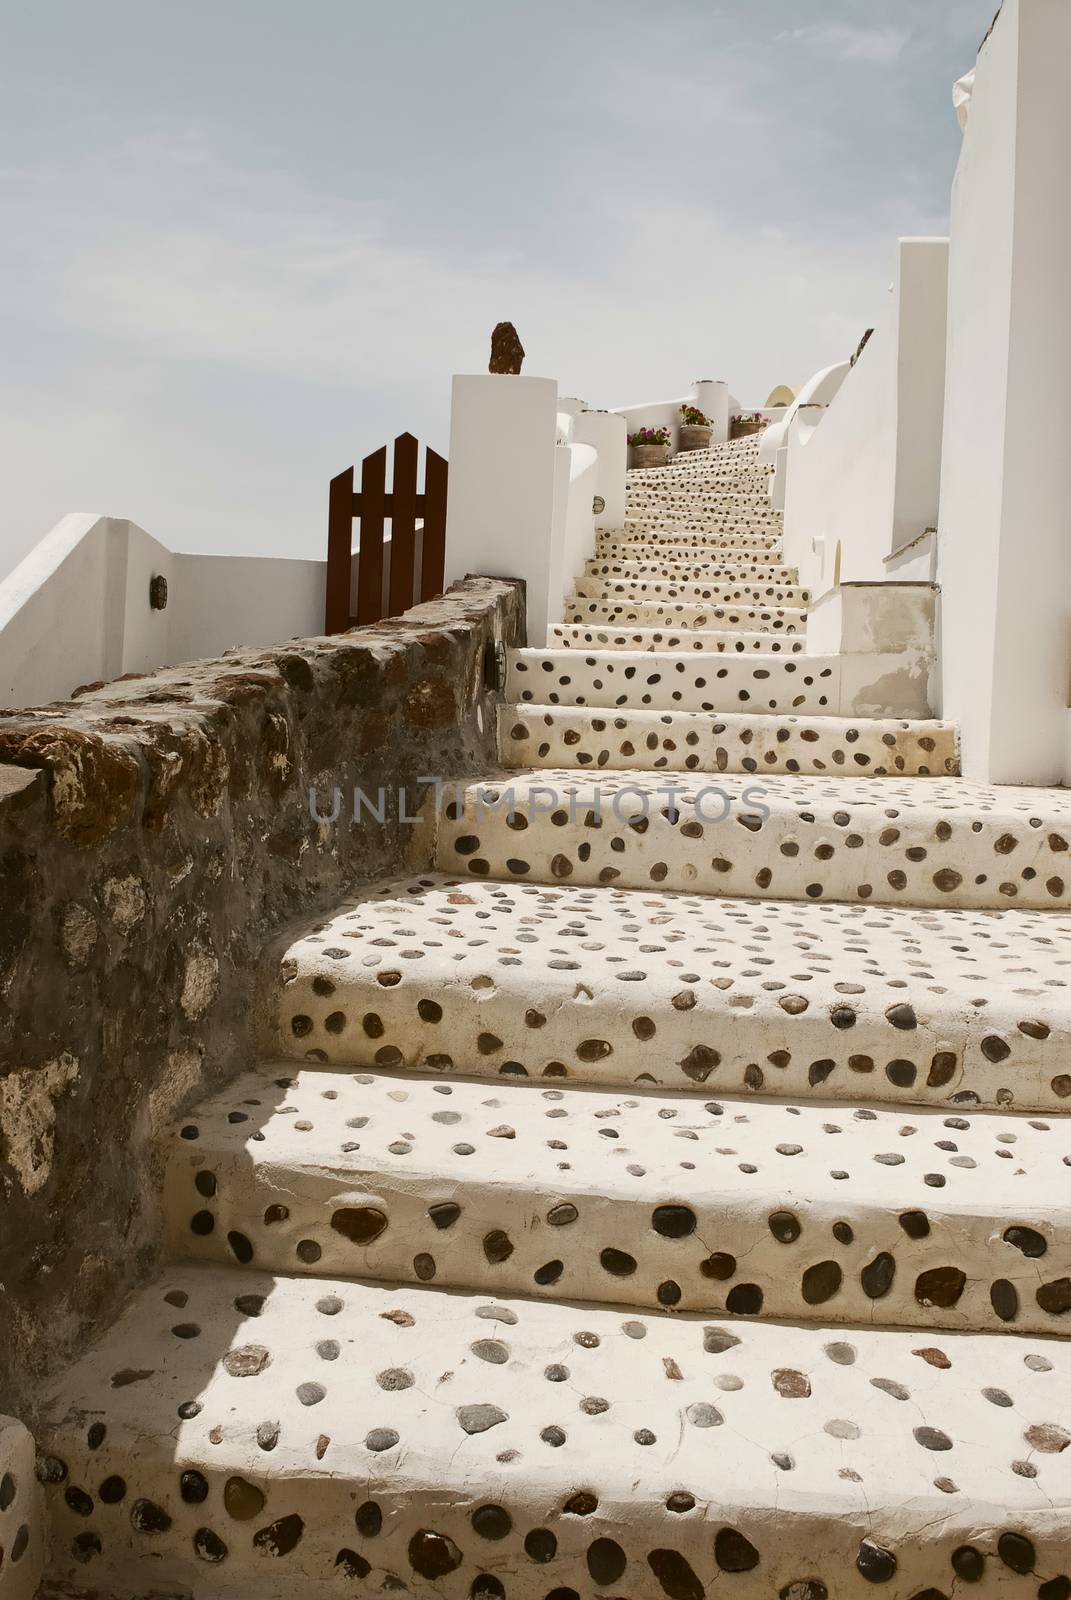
<box><xmin>325</xmin><ymin>432</ymin><xmax>448</xmax><ymax>633</ymax></box>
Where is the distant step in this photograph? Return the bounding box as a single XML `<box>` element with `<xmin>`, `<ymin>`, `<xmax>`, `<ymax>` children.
<box><xmin>624</xmin><ymin>497</ymin><xmax>778</xmax><ymax>512</ymax></box>
<box><xmin>39</xmin><ymin>1265</ymin><xmax>1071</xmax><ymax>1600</ymax></box>
<box><xmin>497</xmin><ymin>704</ymin><xmax>955</xmax><ymax>777</ymax></box>
<box><xmin>621</xmin><ymin>513</ymin><xmax>781</xmax><ymax>534</ymax></box>
<box><xmin>572</xmin><ymin>577</ymin><xmax>810</xmax><ymax>607</ymax></box>
<box><xmin>585</xmin><ymin>558</ymin><xmax>800</xmax><ymax>585</ymax></box>
<box><xmin>601</xmin><ymin>526</ymin><xmax>782</xmax><ymax>551</ymax></box>
<box><xmin>596</xmin><ymin>538</ymin><xmax>786</xmax><ymax>565</ymax></box>
<box><xmin>547</xmin><ymin>624</ymin><xmax>808</xmax><ymax>655</ymax></box>
<box><xmin>268</xmin><ymin>871</ymin><xmax>1071</xmax><ymax>1112</ymax></box>
<box><xmin>562</xmin><ymin>599</ymin><xmax>805</xmax><ymax>634</ymax></box>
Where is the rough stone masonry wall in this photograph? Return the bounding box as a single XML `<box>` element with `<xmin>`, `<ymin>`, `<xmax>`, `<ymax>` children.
<box><xmin>0</xmin><ymin>577</ymin><xmax>524</xmax><ymax>1416</ymax></box>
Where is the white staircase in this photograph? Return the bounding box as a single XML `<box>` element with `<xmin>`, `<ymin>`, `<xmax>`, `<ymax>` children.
<box><xmin>33</xmin><ymin>434</ymin><xmax>1071</xmax><ymax>1599</ymax></box>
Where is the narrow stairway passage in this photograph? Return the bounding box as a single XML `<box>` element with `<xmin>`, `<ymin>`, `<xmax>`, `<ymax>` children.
<box><xmin>36</xmin><ymin>434</ymin><xmax>1071</xmax><ymax>1600</ymax></box>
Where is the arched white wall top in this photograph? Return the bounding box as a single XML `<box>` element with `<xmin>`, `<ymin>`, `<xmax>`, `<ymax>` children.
<box><xmin>765</xmin><ymin>384</ymin><xmax>799</xmax><ymax>408</ymax></box>
<box><xmin>758</xmin><ymin>362</ymin><xmax>850</xmax><ymax>463</ymax></box>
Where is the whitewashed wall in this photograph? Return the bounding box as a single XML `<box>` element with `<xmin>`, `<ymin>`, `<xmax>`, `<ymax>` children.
<box><xmin>781</xmin><ymin>238</ymin><xmax>948</xmax><ymax>601</ymax></box>
<box><xmin>0</xmin><ymin>514</ymin><xmax>325</xmax><ymax>709</ymax></box>
<box><xmin>937</xmin><ymin>0</ymin><xmax>1071</xmax><ymax>783</ymax></box>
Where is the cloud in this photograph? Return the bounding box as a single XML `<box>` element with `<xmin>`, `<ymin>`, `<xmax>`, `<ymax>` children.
<box><xmin>776</xmin><ymin>23</ymin><xmax>908</xmax><ymax>64</ymax></box>
<box><xmin>0</xmin><ymin>137</ymin><xmax>890</xmax><ymax>407</ymax></box>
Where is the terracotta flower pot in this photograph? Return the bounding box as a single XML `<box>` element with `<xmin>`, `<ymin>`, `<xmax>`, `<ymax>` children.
<box><xmin>731</xmin><ymin>419</ymin><xmax>764</xmax><ymax>439</ymax></box>
<box><xmin>678</xmin><ymin>424</ymin><xmax>712</xmax><ymax>452</ymax></box>
<box><xmin>632</xmin><ymin>443</ymin><xmax>669</xmax><ymax>469</ymax></box>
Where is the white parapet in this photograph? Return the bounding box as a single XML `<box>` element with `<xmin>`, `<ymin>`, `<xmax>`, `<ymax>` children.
<box><xmin>614</xmin><ymin>373</ymin><xmax>730</xmax><ymax>458</ymax></box>
<box><xmin>444</xmin><ymin>373</ymin><xmax>560</xmax><ymax>644</ymax></box>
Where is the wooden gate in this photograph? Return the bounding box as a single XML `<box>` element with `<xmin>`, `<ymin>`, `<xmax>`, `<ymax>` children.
<box><xmin>325</xmin><ymin>432</ymin><xmax>448</xmax><ymax>633</ymax></box>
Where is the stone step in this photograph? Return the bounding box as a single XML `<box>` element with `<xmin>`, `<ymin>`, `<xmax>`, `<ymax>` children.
<box><xmin>626</xmin><ymin>489</ymin><xmax>773</xmax><ymax>503</ymax></box>
<box><xmin>596</xmin><ymin>538</ymin><xmax>786</xmax><ymax>565</ymax></box>
<box><xmin>627</xmin><ymin>493</ymin><xmax>774</xmax><ymax>503</ymax></box>
<box><xmin>626</xmin><ymin>498</ymin><xmax>775</xmax><ymax>512</ymax></box>
<box><xmin>628</xmin><ymin>469</ymin><xmax>772</xmax><ymax>484</ymax></box>
<box><xmin>653</xmin><ymin>468</ymin><xmax>768</xmax><ymax>481</ymax></box>
<box><xmin>561</xmin><ymin>599</ymin><xmax>806</xmax><ymax>634</ymax></box>
<box><xmin>627</xmin><ymin>464</ymin><xmax>768</xmax><ymax>473</ymax></box>
<box><xmin>497</xmin><ymin>705</ymin><xmax>956</xmax><ymax>777</ymax></box>
<box><xmin>437</xmin><ymin>769</ymin><xmax>1071</xmax><ymax>913</ymax></box>
<box><xmin>625</xmin><ymin>505</ymin><xmax>776</xmax><ymax>515</ymax></box>
<box><xmin>595</xmin><ymin>545</ymin><xmax>786</xmax><ymax>570</ymax></box>
<box><xmin>547</xmin><ymin>624</ymin><xmax>808</xmax><ymax>655</ymax></box>
<box><xmin>435</xmin><ymin>771</ymin><xmax>1071</xmax><ymax>921</ymax></box>
<box><xmin>508</xmin><ymin>648</ymin><xmax>847</xmax><ymax>716</ymax></box>
<box><xmin>657</xmin><ymin>467</ymin><xmax>771</xmax><ymax>477</ymax></box>
<box><xmin>267</xmin><ymin>870</ymin><xmax>1071</xmax><ymax>1113</ymax></box>
<box><xmin>624</xmin><ymin>498</ymin><xmax>778</xmax><ymax>512</ymax></box>
<box><xmin>572</xmin><ymin>577</ymin><xmax>811</xmax><ymax>607</ymax></box>
<box><xmin>168</xmin><ymin>1065</ymin><xmax>1071</xmax><ymax>1336</ymax></box>
<box><xmin>511</xmin><ymin>648</ymin><xmax>932</xmax><ymax>721</ymax></box>
<box><xmin>605</xmin><ymin>525</ymin><xmax>783</xmax><ymax>549</ymax></box>
<box><xmin>587</xmin><ymin>557</ymin><xmax>799</xmax><ymax>583</ymax></box>
<box><xmin>614</xmin><ymin>516</ymin><xmax>782</xmax><ymax>532</ymax></box>
<box><xmin>39</xmin><ymin>1263</ymin><xmax>1071</xmax><ymax>1600</ymax></box>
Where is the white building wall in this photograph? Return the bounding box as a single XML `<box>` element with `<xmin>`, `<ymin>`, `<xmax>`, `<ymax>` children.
<box><xmin>169</xmin><ymin>554</ymin><xmax>324</xmax><ymax>662</ymax></box>
<box><xmin>0</xmin><ymin>514</ymin><xmax>328</xmax><ymax>709</ymax></box>
<box><xmin>781</xmin><ymin>239</ymin><xmax>948</xmax><ymax>602</ymax></box>
<box><xmin>937</xmin><ymin>0</ymin><xmax>1071</xmax><ymax>783</ymax></box>
<box><xmin>891</xmin><ymin>241</ymin><xmax>949</xmax><ymax>555</ymax></box>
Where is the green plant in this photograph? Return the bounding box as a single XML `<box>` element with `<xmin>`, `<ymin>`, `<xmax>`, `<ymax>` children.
<box><xmin>680</xmin><ymin>405</ymin><xmax>710</xmax><ymax>426</ymax></box>
<box><xmin>628</xmin><ymin>426</ymin><xmax>671</xmax><ymax>447</ymax></box>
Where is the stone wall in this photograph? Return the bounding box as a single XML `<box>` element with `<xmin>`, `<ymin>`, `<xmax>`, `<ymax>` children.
<box><xmin>0</xmin><ymin>578</ymin><xmax>524</xmax><ymax>1414</ymax></box>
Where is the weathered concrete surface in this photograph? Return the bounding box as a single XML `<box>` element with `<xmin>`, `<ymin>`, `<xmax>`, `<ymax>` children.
<box><xmin>0</xmin><ymin>578</ymin><xmax>524</xmax><ymax>1414</ymax></box>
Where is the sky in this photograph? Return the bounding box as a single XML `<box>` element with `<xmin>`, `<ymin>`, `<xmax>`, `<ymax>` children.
<box><xmin>0</xmin><ymin>0</ymin><xmax>999</xmax><ymax>578</ymax></box>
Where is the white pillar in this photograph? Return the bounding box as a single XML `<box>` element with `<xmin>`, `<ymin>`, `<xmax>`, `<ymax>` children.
<box><xmin>937</xmin><ymin>0</ymin><xmax>1071</xmax><ymax>783</ymax></box>
<box><xmin>569</xmin><ymin>409</ymin><xmax>627</xmax><ymax>530</ymax></box>
<box><xmin>445</xmin><ymin>374</ymin><xmax>559</xmax><ymax>646</ymax></box>
<box><xmin>691</xmin><ymin>379</ymin><xmax>730</xmax><ymax>444</ymax></box>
